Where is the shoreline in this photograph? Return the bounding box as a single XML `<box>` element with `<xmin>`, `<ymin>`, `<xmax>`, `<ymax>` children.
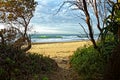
<box><xmin>31</xmin><ymin>40</ymin><xmax>91</xmax><ymax>45</ymax></box>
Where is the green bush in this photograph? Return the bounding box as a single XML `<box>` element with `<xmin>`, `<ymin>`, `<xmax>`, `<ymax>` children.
<box><xmin>70</xmin><ymin>46</ymin><xmax>104</xmax><ymax>80</ymax></box>
<box><xmin>0</xmin><ymin>44</ymin><xmax>57</xmax><ymax>80</ymax></box>
<box><xmin>70</xmin><ymin>41</ymin><xmax>116</xmax><ymax>80</ymax></box>
<box><xmin>99</xmin><ymin>41</ymin><xmax>117</xmax><ymax>62</ymax></box>
<box><xmin>42</xmin><ymin>76</ymin><xmax>49</xmax><ymax>80</ymax></box>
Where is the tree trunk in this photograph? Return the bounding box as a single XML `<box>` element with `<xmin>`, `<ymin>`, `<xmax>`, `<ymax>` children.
<box><xmin>83</xmin><ymin>0</ymin><xmax>98</xmax><ymax>49</ymax></box>
<box><xmin>22</xmin><ymin>35</ymin><xmax>31</xmax><ymax>52</ymax></box>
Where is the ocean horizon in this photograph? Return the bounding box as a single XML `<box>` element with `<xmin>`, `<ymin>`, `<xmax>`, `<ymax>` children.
<box><xmin>30</xmin><ymin>34</ymin><xmax>99</xmax><ymax>43</ymax></box>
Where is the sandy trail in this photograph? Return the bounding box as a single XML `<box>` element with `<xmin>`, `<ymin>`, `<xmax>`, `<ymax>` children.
<box><xmin>28</xmin><ymin>41</ymin><xmax>91</xmax><ymax>80</ymax></box>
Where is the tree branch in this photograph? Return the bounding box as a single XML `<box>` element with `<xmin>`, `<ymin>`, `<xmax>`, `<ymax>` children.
<box><xmin>79</xmin><ymin>23</ymin><xmax>89</xmax><ymax>39</ymax></box>
<box><xmin>94</xmin><ymin>0</ymin><xmax>102</xmax><ymax>32</ymax></box>
<box><xmin>82</xmin><ymin>0</ymin><xmax>98</xmax><ymax>49</ymax></box>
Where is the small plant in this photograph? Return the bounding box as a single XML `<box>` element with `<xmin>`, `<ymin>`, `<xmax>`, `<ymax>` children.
<box><xmin>42</xmin><ymin>76</ymin><xmax>49</xmax><ymax>80</ymax></box>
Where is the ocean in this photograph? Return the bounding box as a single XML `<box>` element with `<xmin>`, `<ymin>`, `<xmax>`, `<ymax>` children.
<box><xmin>30</xmin><ymin>34</ymin><xmax>99</xmax><ymax>43</ymax></box>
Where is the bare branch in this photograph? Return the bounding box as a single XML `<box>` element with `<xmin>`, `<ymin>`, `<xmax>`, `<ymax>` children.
<box><xmin>94</xmin><ymin>0</ymin><xmax>102</xmax><ymax>32</ymax></box>
<box><xmin>79</xmin><ymin>23</ymin><xmax>89</xmax><ymax>39</ymax></box>
<box><xmin>108</xmin><ymin>0</ymin><xmax>115</xmax><ymax>4</ymax></box>
<box><xmin>82</xmin><ymin>0</ymin><xmax>98</xmax><ymax>49</ymax></box>
<box><xmin>55</xmin><ymin>1</ymin><xmax>84</xmax><ymax>15</ymax></box>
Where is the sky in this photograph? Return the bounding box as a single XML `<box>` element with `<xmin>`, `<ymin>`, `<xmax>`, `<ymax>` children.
<box><xmin>30</xmin><ymin>0</ymin><xmax>88</xmax><ymax>34</ymax></box>
<box><xmin>0</xmin><ymin>0</ymin><xmax>99</xmax><ymax>34</ymax></box>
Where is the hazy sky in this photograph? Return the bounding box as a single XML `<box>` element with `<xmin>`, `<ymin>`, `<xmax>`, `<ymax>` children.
<box><xmin>30</xmin><ymin>0</ymin><xmax>88</xmax><ymax>34</ymax></box>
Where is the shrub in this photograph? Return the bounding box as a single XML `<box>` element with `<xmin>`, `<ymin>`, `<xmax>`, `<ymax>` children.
<box><xmin>98</xmin><ymin>41</ymin><xmax>117</xmax><ymax>63</ymax></box>
<box><xmin>0</xmin><ymin>44</ymin><xmax>58</xmax><ymax>80</ymax></box>
<box><xmin>70</xmin><ymin>41</ymin><xmax>116</xmax><ymax>80</ymax></box>
<box><xmin>70</xmin><ymin>46</ymin><xmax>104</xmax><ymax>80</ymax></box>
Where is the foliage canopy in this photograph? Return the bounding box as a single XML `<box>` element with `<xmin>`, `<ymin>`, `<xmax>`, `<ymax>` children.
<box><xmin>0</xmin><ymin>0</ymin><xmax>37</xmax><ymax>51</ymax></box>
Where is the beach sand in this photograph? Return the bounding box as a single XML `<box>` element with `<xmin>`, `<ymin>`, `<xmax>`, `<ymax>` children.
<box><xmin>28</xmin><ymin>41</ymin><xmax>92</xmax><ymax>80</ymax></box>
<box><xmin>28</xmin><ymin>41</ymin><xmax>92</xmax><ymax>59</ymax></box>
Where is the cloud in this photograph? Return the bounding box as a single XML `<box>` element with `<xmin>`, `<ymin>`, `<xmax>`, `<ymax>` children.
<box><xmin>30</xmin><ymin>20</ymin><xmax>86</xmax><ymax>34</ymax></box>
<box><xmin>0</xmin><ymin>24</ymin><xmax>5</xmax><ymax>29</ymax></box>
<box><xmin>30</xmin><ymin>24</ymin><xmax>73</xmax><ymax>34</ymax></box>
<box><xmin>0</xmin><ymin>0</ymin><xmax>99</xmax><ymax>34</ymax></box>
<box><xmin>31</xmin><ymin>0</ymin><xmax>97</xmax><ymax>34</ymax></box>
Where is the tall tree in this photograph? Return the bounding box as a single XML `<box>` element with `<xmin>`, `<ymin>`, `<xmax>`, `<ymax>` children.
<box><xmin>60</xmin><ymin>0</ymin><xmax>109</xmax><ymax>49</ymax></box>
<box><xmin>0</xmin><ymin>0</ymin><xmax>37</xmax><ymax>51</ymax></box>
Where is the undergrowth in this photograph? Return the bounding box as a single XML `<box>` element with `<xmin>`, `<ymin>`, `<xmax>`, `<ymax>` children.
<box><xmin>0</xmin><ymin>44</ymin><xmax>57</xmax><ymax>80</ymax></box>
<box><xmin>70</xmin><ymin>41</ymin><xmax>116</xmax><ymax>80</ymax></box>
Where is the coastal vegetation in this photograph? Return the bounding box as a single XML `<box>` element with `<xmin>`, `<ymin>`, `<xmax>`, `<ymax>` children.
<box><xmin>0</xmin><ymin>0</ymin><xmax>58</xmax><ymax>79</ymax></box>
<box><xmin>0</xmin><ymin>0</ymin><xmax>37</xmax><ymax>51</ymax></box>
<box><xmin>68</xmin><ymin>0</ymin><xmax>120</xmax><ymax>80</ymax></box>
<box><xmin>0</xmin><ymin>0</ymin><xmax>120</xmax><ymax>80</ymax></box>
<box><xmin>70</xmin><ymin>40</ymin><xmax>116</xmax><ymax>80</ymax></box>
<box><xmin>0</xmin><ymin>45</ymin><xmax>57</xmax><ymax>80</ymax></box>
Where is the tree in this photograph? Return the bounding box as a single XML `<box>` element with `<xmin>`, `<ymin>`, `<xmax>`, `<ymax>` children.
<box><xmin>103</xmin><ymin>0</ymin><xmax>120</xmax><ymax>43</ymax></box>
<box><xmin>60</xmin><ymin>0</ymin><xmax>120</xmax><ymax>79</ymax></box>
<box><xmin>60</xmin><ymin>0</ymin><xmax>109</xmax><ymax>49</ymax></box>
<box><xmin>0</xmin><ymin>0</ymin><xmax>37</xmax><ymax>51</ymax></box>
<box><xmin>103</xmin><ymin>0</ymin><xmax>120</xmax><ymax>79</ymax></box>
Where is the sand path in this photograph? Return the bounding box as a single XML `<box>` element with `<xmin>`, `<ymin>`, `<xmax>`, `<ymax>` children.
<box><xmin>28</xmin><ymin>41</ymin><xmax>91</xmax><ymax>80</ymax></box>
